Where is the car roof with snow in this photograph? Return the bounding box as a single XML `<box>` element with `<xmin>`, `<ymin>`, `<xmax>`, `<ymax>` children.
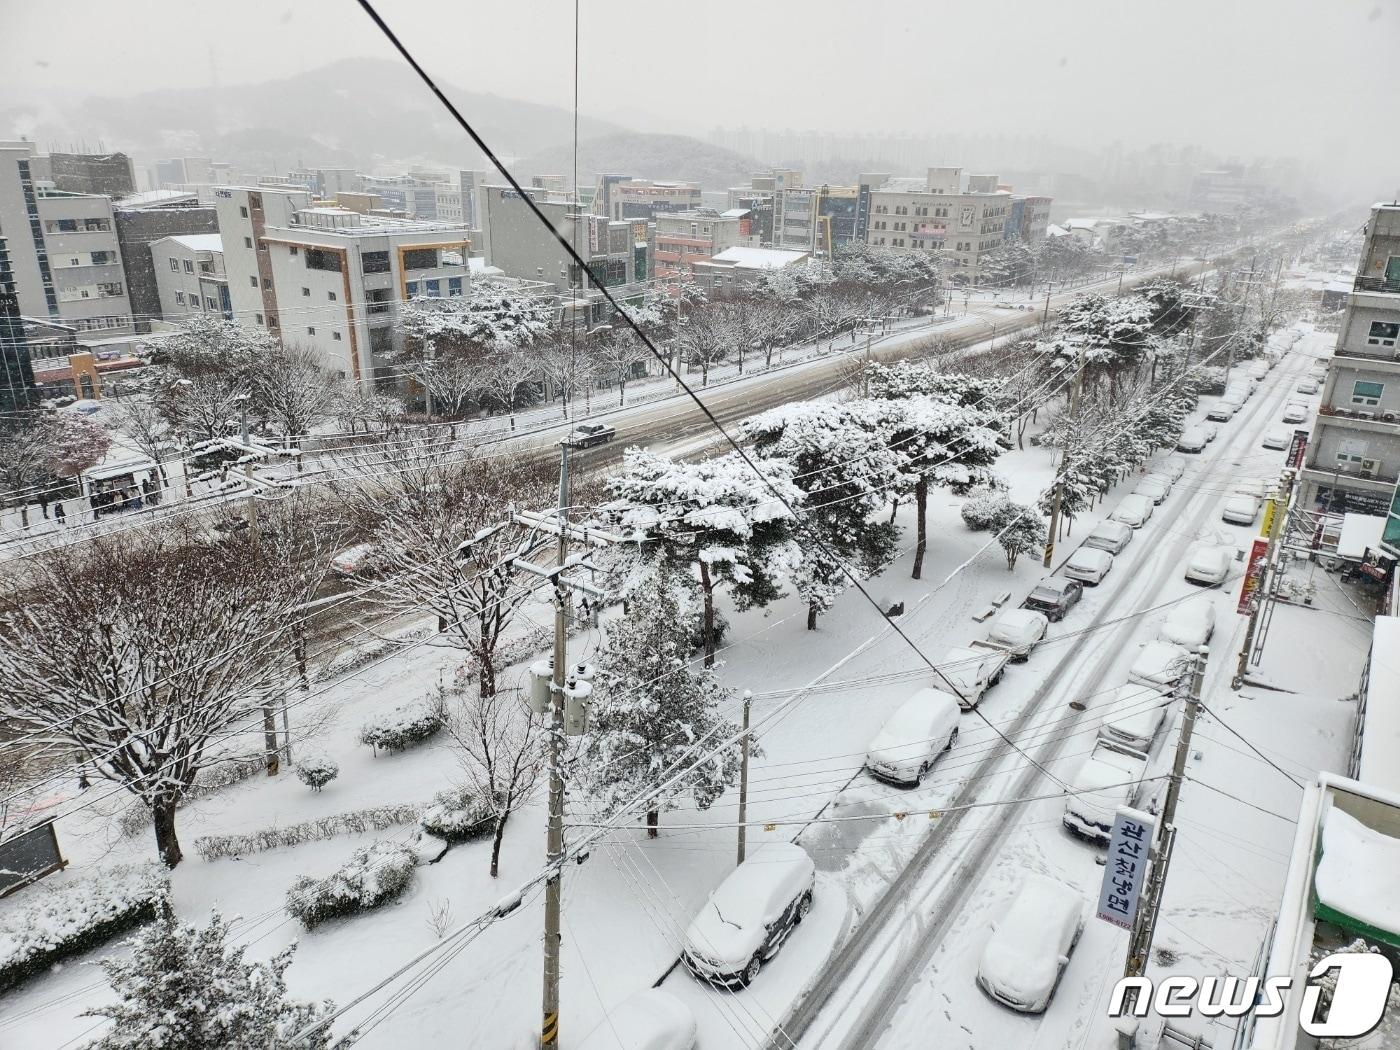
<box><xmin>990</xmin><ymin>608</ymin><xmax>1047</xmax><ymax>636</ymax></box>
<box><xmin>1189</xmin><ymin>546</ymin><xmax>1229</xmax><ymax>569</ymax></box>
<box><xmin>577</xmin><ymin>989</ymin><xmax>696</xmax><ymax>1050</ymax></box>
<box><xmin>1068</xmin><ymin>547</ymin><xmax>1113</xmax><ymax>569</ymax></box>
<box><xmin>979</xmin><ymin>877</ymin><xmax>1082</xmax><ymax>995</ymax></box>
<box><xmin>1089</xmin><ymin>520</ymin><xmax>1132</xmax><ymax>538</ymax></box>
<box><xmin>870</xmin><ymin>689</ymin><xmax>959</xmax><ymax>750</ymax></box>
<box><xmin>1030</xmin><ymin>576</ymin><xmax>1077</xmax><ymax>597</ymax></box>
<box><xmin>701</xmin><ymin>842</ymin><xmax>812</xmax><ymax>931</ymax></box>
<box><xmin>1100</xmin><ymin>685</ymin><xmax>1168</xmax><ymax>737</ymax></box>
<box><xmin>1132</xmin><ymin>640</ymin><xmax>1189</xmax><ymax>679</ymax></box>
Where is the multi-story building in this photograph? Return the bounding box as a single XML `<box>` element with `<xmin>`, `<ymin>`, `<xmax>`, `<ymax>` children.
<box><xmin>150</xmin><ymin>234</ymin><xmax>231</xmax><ymax>321</ymax></box>
<box><xmin>597</xmin><ymin>179</ymin><xmax>702</xmax><ymax>221</ymax></box>
<box><xmin>214</xmin><ymin>186</ymin><xmax>471</xmax><ymax>384</ymax></box>
<box><xmin>48</xmin><ymin>152</ymin><xmax>136</xmax><ymax>198</ymax></box>
<box><xmin>113</xmin><ymin>190</ymin><xmax>220</xmax><ymax>329</ymax></box>
<box><xmin>1298</xmin><ymin>203</ymin><xmax>1400</xmax><ymax>517</ymax></box>
<box><xmin>1014</xmin><ymin>195</ymin><xmax>1053</xmax><ymax>242</ymax></box>
<box><xmin>653</xmin><ymin>209</ymin><xmax>755</xmax><ymax>277</ymax></box>
<box><xmin>0</xmin><ymin>236</ymin><xmax>38</xmax><ymax>415</ymax></box>
<box><xmin>0</xmin><ymin>142</ymin><xmax>134</xmax><ymax>335</ymax></box>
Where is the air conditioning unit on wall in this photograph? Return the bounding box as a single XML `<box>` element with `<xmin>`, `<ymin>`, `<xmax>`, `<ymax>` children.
<box><xmin>1360</xmin><ymin>458</ymin><xmax>1382</xmax><ymax>478</ymax></box>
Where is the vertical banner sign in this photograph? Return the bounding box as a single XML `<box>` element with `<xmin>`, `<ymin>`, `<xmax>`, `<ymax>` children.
<box><xmin>1096</xmin><ymin>806</ymin><xmax>1156</xmax><ymax>930</ymax></box>
<box><xmin>1237</xmin><ymin>538</ymin><xmax>1270</xmax><ymax>615</ymax></box>
<box><xmin>1288</xmin><ymin>430</ymin><xmax>1309</xmax><ymax>469</ymax></box>
<box><xmin>1260</xmin><ymin>498</ymin><xmax>1276</xmax><ymax>538</ymax></box>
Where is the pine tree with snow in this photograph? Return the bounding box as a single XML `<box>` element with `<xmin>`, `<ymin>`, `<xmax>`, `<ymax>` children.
<box><xmin>584</xmin><ymin>563</ymin><xmax>745</xmax><ymax>838</ymax></box>
<box><xmin>993</xmin><ymin>503</ymin><xmax>1044</xmax><ymax>570</ymax></box>
<box><xmin>82</xmin><ymin>910</ymin><xmax>334</xmax><ymax>1050</ymax></box>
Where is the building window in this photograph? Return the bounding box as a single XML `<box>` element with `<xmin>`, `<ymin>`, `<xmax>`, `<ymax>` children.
<box><xmin>249</xmin><ymin>276</ymin><xmax>258</xmax><ymax>287</ymax></box>
<box><xmin>362</xmin><ymin>250</ymin><xmax>390</xmax><ymax>274</ymax></box>
<box><xmin>258</xmin><ymin>241</ymin><xmax>268</xmax><ymax>252</ymax></box>
<box><xmin>269</xmin><ymin>315</ymin><xmax>279</xmax><ymax>329</ymax></box>
<box><xmin>448</xmin><ymin>277</ymin><xmax>463</xmax><ymax>296</ymax></box>
<box><xmin>1353</xmin><ymin>380</ymin><xmax>1385</xmax><ymax>406</ymax></box>
<box><xmin>262</xmin><ymin>277</ymin><xmax>272</xmax><ymax>288</ymax></box>
<box><xmin>183</xmin><ymin>260</ymin><xmax>195</xmax><ymax>273</ymax></box>
<box><xmin>1367</xmin><ymin>321</ymin><xmax>1399</xmax><ymax>348</ymax></box>
<box><xmin>302</xmin><ymin>287</ymin><xmax>310</xmax><ymax>297</ymax></box>
<box><xmin>307</xmin><ymin>327</ymin><xmax>316</xmax><ymax>336</ymax></box>
<box><xmin>305</xmin><ymin>248</ymin><xmax>343</xmax><ymax>272</ymax></box>
<box><xmin>406</xmin><ymin>280</ymin><xmax>420</xmax><ymax>297</ymax></box>
<box><xmin>256</xmin><ymin>312</ymin><xmax>264</xmax><ymax>324</ymax></box>
<box><xmin>332</xmin><ymin>331</ymin><xmax>342</xmax><ymax>341</ymax></box>
<box><xmin>327</xmin><ymin>291</ymin><xmax>336</xmax><ymax>301</ymax></box>
<box><xmin>244</xmin><ymin>237</ymin><xmax>253</xmax><ymax>249</ymax></box>
<box><xmin>170</xmin><ymin>258</ymin><xmax>180</xmax><ymax>271</ymax></box>
<box><xmin>402</xmin><ymin>248</ymin><xmax>438</xmax><ymax>270</ymax></box>
<box><xmin>1337</xmin><ymin>438</ymin><xmax>1368</xmax><ymax>465</ymax></box>
<box><xmin>424</xmin><ymin>279</ymin><xmax>441</xmax><ymax>297</ymax></box>
<box><xmin>206</xmin><ymin>296</ymin><xmax>217</xmax><ymax>310</ymax></box>
<box><xmin>240</xmin><ymin>206</ymin><xmax>249</xmax><ymax>218</ymax></box>
<box><xmin>289</xmin><ymin>246</ymin><xmax>299</xmax><ymax>256</ymax></box>
<box><xmin>175</xmin><ymin>291</ymin><xmax>186</xmax><ymax>306</ymax></box>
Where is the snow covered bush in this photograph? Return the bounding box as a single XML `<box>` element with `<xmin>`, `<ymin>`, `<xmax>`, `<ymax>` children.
<box><xmin>358</xmin><ymin>696</ymin><xmax>445</xmax><ymax>754</ymax></box>
<box><xmin>0</xmin><ymin>863</ymin><xmax>168</xmax><ymax>993</ymax></box>
<box><xmin>419</xmin><ymin>786</ymin><xmax>495</xmax><ymax>843</ymax></box>
<box><xmin>295</xmin><ymin>752</ymin><xmax>340</xmax><ymax>792</ymax></box>
<box><xmin>81</xmin><ymin>910</ymin><xmax>334</xmax><ymax>1050</ymax></box>
<box><xmin>960</xmin><ymin>490</ymin><xmax>1014</xmax><ymax>531</ymax></box>
<box><xmin>194</xmin><ymin>803</ymin><xmax>422</xmax><ymax>860</ymax></box>
<box><xmin>285</xmin><ymin>841</ymin><xmax>417</xmax><ymax>929</ymax></box>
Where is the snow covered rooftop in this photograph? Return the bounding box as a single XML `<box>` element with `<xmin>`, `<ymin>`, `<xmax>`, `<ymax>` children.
<box><xmin>161</xmin><ymin>233</ymin><xmax>223</xmax><ymax>254</ymax></box>
<box><xmin>1360</xmin><ymin>616</ymin><xmax>1400</xmax><ymax>794</ymax></box>
<box><xmin>1045</xmin><ymin>224</ymin><xmax>1071</xmax><ymax>237</ymax></box>
<box><xmin>1335</xmin><ymin>512</ymin><xmax>1385</xmax><ymax>560</ymax></box>
<box><xmin>113</xmin><ymin>189</ymin><xmax>200</xmax><ymax>210</ymax></box>
<box><xmin>702</xmin><ymin>246</ymin><xmax>809</xmax><ymax>270</ymax></box>
<box><xmin>878</xmin><ymin>177</ymin><xmax>929</xmax><ymax>193</ymax></box>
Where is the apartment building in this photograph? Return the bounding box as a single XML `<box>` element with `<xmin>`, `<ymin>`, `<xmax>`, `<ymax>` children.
<box><xmin>48</xmin><ymin>152</ymin><xmax>135</xmax><ymax>198</ymax></box>
<box><xmin>0</xmin><ymin>142</ymin><xmax>134</xmax><ymax>335</ymax></box>
<box><xmin>150</xmin><ymin>234</ymin><xmax>231</xmax><ymax>321</ymax></box>
<box><xmin>653</xmin><ymin>209</ymin><xmax>754</xmax><ymax>277</ymax></box>
<box><xmin>1298</xmin><ymin>203</ymin><xmax>1400</xmax><ymax>517</ymax></box>
<box><xmin>214</xmin><ymin>186</ymin><xmax>471</xmax><ymax>384</ymax></box>
<box><xmin>596</xmin><ymin>179</ymin><xmax>702</xmax><ymax>221</ymax></box>
<box><xmin>113</xmin><ymin>190</ymin><xmax>219</xmax><ymax>328</ymax></box>
<box><xmin>481</xmin><ymin>185</ymin><xmax>644</xmax><ymax>293</ymax></box>
<box><xmin>864</xmin><ymin>167</ymin><xmax>1021</xmax><ymax>282</ymax></box>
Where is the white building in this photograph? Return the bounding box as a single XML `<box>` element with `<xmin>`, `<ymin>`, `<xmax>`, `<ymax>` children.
<box><xmin>214</xmin><ymin>186</ymin><xmax>471</xmax><ymax>385</ymax></box>
<box><xmin>691</xmin><ymin>246</ymin><xmax>810</xmax><ymax>294</ymax></box>
<box><xmin>864</xmin><ymin>167</ymin><xmax>1016</xmax><ymax>283</ymax></box>
<box><xmin>150</xmin><ymin>234</ymin><xmax>230</xmax><ymax>321</ymax></box>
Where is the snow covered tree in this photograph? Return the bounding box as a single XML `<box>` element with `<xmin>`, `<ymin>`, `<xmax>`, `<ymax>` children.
<box><xmin>590</xmin><ymin>329</ymin><xmax>651</xmax><ymax>406</ymax></box>
<box><xmin>673</xmin><ymin>306</ymin><xmax>730</xmax><ymax>386</ymax></box>
<box><xmin>333</xmin><ymin>433</ymin><xmax>553</xmax><ymax>699</ymax></box>
<box><xmin>979</xmin><ymin>242</ymin><xmax>1036</xmax><ymax>288</ymax></box>
<box><xmin>603</xmin><ymin>448</ymin><xmax>801</xmax><ymax>665</ymax></box>
<box><xmin>993</xmin><ymin>502</ymin><xmax>1044</xmax><ymax>569</ymax></box>
<box><xmin>150</xmin><ymin>318</ymin><xmax>276</xmax><ymax>440</ymax></box>
<box><xmin>0</xmin><ymin>518</ymin><xmax>322</xmax><ymax>867</ymax></box>
<box><xmin>413</xmin><ymin>350</ymin><xmax>479</xmax><ymax>425</ymax></box>
<box><xmin>443</xmin><ymin>663</ymin><xmax>544</xmax><ymax>877</ymax></box>
<box><xmin>397</xmin><ymin>280</ymin><xmax>554</xmax><ymax>359</ymax></box>
<box><xmin>43</xmin><ymin>414</ymin><xmax>112</xmax><ymax>479</ymax></box>
<box><xmin>746</xmin><ymin>402</ymin><xmax>902</xmax><ymax>629</ymax></box>
<box><xmin>106</xmin><ymin>398</ymin><xmax>177</xmax><ymax>490</ymax></box>
<box><xmin>250</xmin><ymin>345</ymin><xmax>342</xmax><ymax>440</ymax></box>
<box><xmin>82</xmin><ymin>910</ymin><xmax>334</xmax><ymax>1050</ymax></box>
<box><xmin>475</xmin><ymin>351</ymin><xmax>540</xmax><ymax>423</ymax></box>
<box><xmin>584</xmin><ymin>563</ymin><xmax>745</xmax><ymax>837</ymax></box>
<box><xmin>0</xmin><ymin>418</ymin><xmax>51</xmax><ymax>527</ymax></box>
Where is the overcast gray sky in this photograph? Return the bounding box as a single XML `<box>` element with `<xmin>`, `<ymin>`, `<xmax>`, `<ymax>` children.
<box><xmin>4</xmin><ymin>0</ymin><xmax>1398</xmax><ymax>187</ymax></box>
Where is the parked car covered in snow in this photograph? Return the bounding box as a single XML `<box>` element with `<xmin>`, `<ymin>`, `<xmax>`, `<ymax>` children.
<box><xmin>1201</xmin><ymin>421</ymin><xmax>1220</xmax><ymax>442</ymax></box>
<box><xmin>1281</xmin><ymin>403</ymin><xmax>1309</xmax><ymax>424</ymax></box>
<box><xmin>1296</xmin><ymin>378</ymin><xmax>1319</xmax><ymax>394</ymax></box>
<box><xmin>1097</xmin><ymin>683</ymin><xmax>1171</xmax><ymax>754</ymax></box>
<box><xmin>976</xmin><ymin>875</ymin><xmax>1085</xmax><ymax>1013</ymax></box>
<box><xmin>1109</xmin><ymin>494</ymin><xmax>1154</xmax><ymax>529</ymax></box>
<box><xmin>1159</xmin><ymin>597</ymin><xmax>1216</xmax><ymax>648</ymax></box>
<box><xmin>1133</xmin><ymin>476</ymin><xmax>1171</xmax><ymax>505</ymax></box>
<box><xmin>1222</xmin><ymin>494</ymin><xmax>1261</xmax><ymax>526</ymax></box>
<box><xmin>1262</xmin><ymin>428</ymin><xmax>1290</xmax><ymax>450</ymax></box>
<box><xmin>1063</xmin><ymin>546</ymin><xmax>1114</xmax><ymax>586</ymax></box>
<box><xmin>1206</xmin><ymin>400</ymin><xmax>1237</xmax><ymax>421</ymax></box>
<box><xmin>937</xmin><ymin>644</ymin><xmax>1010</xmax><ymax>708</ymax></box>
<box><xmin>1161</xmin><ymin>456</ymin><xmax>1188</xmax><ymax>481</ymax></box>
<box><xmin>1083</xmin><ymin>520</ymin><xmax>1133</xmax><ymax>555</ymax></box>
<box><xmin>1020</xmin><ymin>576</ymin><xmax>1084</xmax><ymax>623</ymax></box>
<box><xmin>1176</xmin><ymin>427</ymin><xmax>1208</xmax><ymax>453</ymax></box>
<box><xmin>578</xmin><ymin>990</ymin><xmax>697</xmax><ymax>1050</ymax></box>
<box><xmin>1184</xmin><ymin>546</ymin><xmax>1232</xmax><ymax>586</ymax></box>
<box><xmin>864</xmin><ymin>687</ymin><xmax>962</xmax><ymax>785</ymax></box>
<box><xmin>682</xmin><ymin>842</ymin><xmax>815</xmax><ymax>986</ymax></box>
<box><xmin>1128</xmin><ymin>641</ymin><xmax>1190</xmax><ymax>693</ymax></box>
<box><xmin>1062</xmin><ymin>740</ymin><xmax>1149</xmax><ymax>843</ymax></box>
<box><xmin>984</xmin><ymin>608</ymin><xmax>1050</xmax><ymax>661</ymax></box>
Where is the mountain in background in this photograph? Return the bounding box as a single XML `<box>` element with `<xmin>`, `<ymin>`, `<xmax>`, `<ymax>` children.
<box><xmin>518</xmin><ymin>133</ymin><xmax>762</xmax><ymax>192</ymax></box>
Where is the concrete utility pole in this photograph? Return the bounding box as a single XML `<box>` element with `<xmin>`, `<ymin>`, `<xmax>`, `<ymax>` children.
<box><xmin>541</xmin><ymin>442</ymin><xmax>570</xmax><ymax>1050</ymax></box>
<box><xmin>1042</xmin><ymin>340</ymin><xmax>1086</xmax><ymax>567</ymax></box>
<box><xmin>736</xmin><ymin>690</ymin><xmax>753</xmax><ymax>865</ymax></box>
<box><xmin>1124</xmin><ymin>645</ymin><xmax>1206</xmax><ymax>982</ymax></box>
<box><xmin>1233</xmin><ymin>468</ymin><xmax>1294</xmax><ymax>689</ymax></box>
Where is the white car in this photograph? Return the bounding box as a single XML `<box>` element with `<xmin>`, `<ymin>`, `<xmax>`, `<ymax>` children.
<box><xmin>1281</xmin><ymin>403</ymin><xmax>1309</xmax><ymax>424</ymax></box>
<box><xmin>985</xmin><ymin>609</ymin><xmax>1050</xmax><ymax>661</ymax></box>
<box><xmin>1233</xmin><ymin>478</ymin><xmax>1268</xmax><ymax>499</ymax></box>
<box><xmin>1063</xmin><ymin>546</ymin><xmax>1114</xmax><ymax>585</ymax></box>
<box><xmin>1133</xmin><ymin>476</ymin><xmax>1171</xmax><ymax>505</ymax></box>
<box><xmin>1098</xmin><ymin>683</ymin><xmax>1170</xmax><ymax>754</ymax></box>
<box><xmin>864</xmin><ymin>688</ymin><xmax>962</xmax><ymax>785</ymax></box>
<box><xmin>1296</xmin><ymin>379</ymin><xmax>1320</xmax><ymax>394</ymax></box>
<box><xmin>1083</xmin><ymin>520</ymin><xmax>1133</xmax><ymax>555</ymax></box>
<box><xmin>1063</xmin><ymin>741</ymin><xmax>1148</xmax><ymax>843</ymax></box>
<box><xmin>1201</xmin><ymin>421</ymin><xmax>1220</xmax><ymax>442</ymax></box>
<box><xmin>578</xmin><ymin>990</ymin><xmax>697</xmax><ymax>1050</ymax></box>
<box><xmin>1262</xmin><ymin>428</ymin><xmax>1290</xmax><ymax>450</ymax></box>
<box><xmin>1222</xmin><ymin>494</ymin><xmax>1261</xmax><ymax>525</ymax></box>
<box><xmin>682</xmin><ymin>843</ymin><xmax>815</xmax><ymax>986</ymax></box>
<box><xmin>1176</xmin><ymin>427</ymin><xmax>1208</xmax><ymax>453</ymax></box>
<box><xmin>1206</xmin><ymin>400</ymin><xmax>1237</xmax><ymax>421</ymax></box>
<box><xmin>1110</xmin><ymin>494</ymin><xmax>1154</xmax><ymax>529</ymax></box>
<box><xmin>1185</xmin><ymin>545</ymin><xmax>1232</xmax><ymax>586</ymax></box>
<box><xmin>1249</xmin><ymin>362</ymin><xmax>1270</xmax><ymax>381</ymax></box>
<box><xmin>1129</xmin><ymin>641</ymin><xmax>1191</xmax><ymax>693</ymax></box>
<box><xmin>976</xmin><ymin>876</ymin><xmax>1085</xmax><ymax>1013</ymax></box>
<box><xmin>1160</xmin><ymin>597</ymin><xmax>1216</xmax><ymax>648</ymax></box>
<box><xmin>1161</xmin><ymin>456</ymin><xmax>1188</xmax><ymax>481</ymax></box>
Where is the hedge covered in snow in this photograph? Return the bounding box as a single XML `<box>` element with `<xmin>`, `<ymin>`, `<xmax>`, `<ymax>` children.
<box><xmin>419</xmin><ymin>787</ymin><xmax>495</xmax><ymax>843</ymax></box>
<box><xmin>358</xmin><ymin>699</ymin><xmax>444</xmax><ymax>753</ymax></box>
<box><xmin>0</xmin><ymin>863</ymin><xmax>168</xmax><ymax>993</ymax></box>
<box><xmin>295</xmin><ymin>752</ymin><xmax>340</xmax><ymax>791</ymax></box>
<box><xmin>193</xmin><ymin>803</ymin><xmax>422</xmax><ymax>860</ymax></box>
<box><xmin>285</xmin><ymin>841</ymin><xmax>417</xmax><ymax>928</ymax></box>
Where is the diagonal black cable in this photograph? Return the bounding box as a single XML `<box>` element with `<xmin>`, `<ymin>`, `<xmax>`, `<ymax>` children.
<box><xmin>353</xmin><ymin>0</ymin><xmax>1067</xmax><ymax>789</ymax></box>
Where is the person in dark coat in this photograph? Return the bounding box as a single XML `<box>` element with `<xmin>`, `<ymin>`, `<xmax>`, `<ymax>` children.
<box><xmin>53</xmin><ymin>501</ymin><xmax>66</xmax><ymax>525</ymax></box>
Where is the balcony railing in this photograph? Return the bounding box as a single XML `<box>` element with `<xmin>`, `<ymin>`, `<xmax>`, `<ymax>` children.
<box><xmin>1354</xmin><ymin>275</ymin><xmax>1400</xmax><ymax>294</ymax></box>
<box><xmin>1303</xmin><ymin>460</ymin><xmax>1398</xmax><ymax>486</ymax></box>
<box><xmin>1317</xmin><ymin>404</ymin><xmax>1400</xmax><ymax>425</ymax></box>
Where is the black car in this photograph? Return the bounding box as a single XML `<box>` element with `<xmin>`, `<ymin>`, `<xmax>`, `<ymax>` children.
<box><xmin>1020</xmin><ymin>576</ymin><xmax>1084</xmax><ymax>622</ymax></box>
<box><xmin>564</xmin><ymin>423</ymin><xmax>617</xmax><ymax>449</ymax></box>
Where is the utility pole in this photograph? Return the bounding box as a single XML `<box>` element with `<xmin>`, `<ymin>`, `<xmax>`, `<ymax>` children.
<box><xmin>237</xmin><ymin>396</ymin><xmax>278</xmax><ymax>777</ymax></box>
<box><xmin>736</xmin><ymin>690</ymin><xmax>753</xmax><ymax>865</ymax></box>
<box><xmin>1233</xmin><ymin>468</ymin><xmax>1294</xmax><ymax>689</ymax></box>
<box><xmin>541</xmin><ymin>442</ymin><xmax>570</xmax><ymax>1050</ymax></box>
<box><xmin>1042</xmin><ymin>340</ymin><xmax>1086</xmax><ymax>567</ymax></box>
<box><xmin>1124</xmin><ymin>646</ymin><xmax>1206</xmax><ymax>984</ymax></box>
<box><xmin>1041</xmin><ymin>284</ymin><xmax>1052</xmax><ymax>333</ymax></box>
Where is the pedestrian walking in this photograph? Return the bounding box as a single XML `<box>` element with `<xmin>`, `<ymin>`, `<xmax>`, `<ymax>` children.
<box><xmin>53</xmin><ymin>501</ymin><xmax>66</xmax><ymax>525</ymax></box>
<box><xmin>38</xmin><ymin>491</ymin><xmax>50</xmax><ymax>519</ymax></box>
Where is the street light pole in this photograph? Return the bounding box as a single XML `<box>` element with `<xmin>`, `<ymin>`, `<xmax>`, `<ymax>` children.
<box><xmin>1043</xmin><ymin>340</ymin><xmax>1086</xmax><ymax>568</ymax></box>
<box><xmin>736</xmin><ymin>691</ymin><xmax>753</xmax><ymax>865</ymax></box>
